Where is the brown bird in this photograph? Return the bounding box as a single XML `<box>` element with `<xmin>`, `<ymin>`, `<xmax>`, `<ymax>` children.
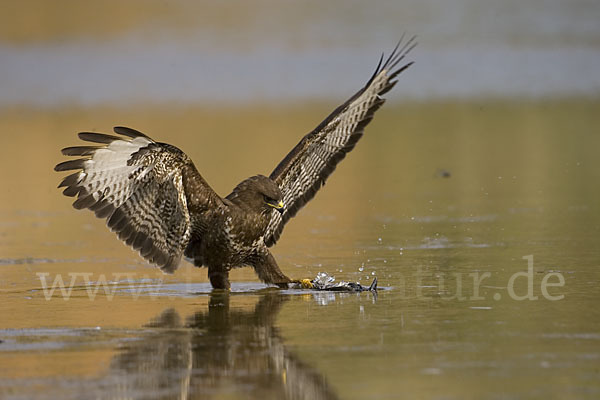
<box><xmin>54</xmin><ymin>38</ymin><xmax>416</xmax><ymax>289</ymax></box>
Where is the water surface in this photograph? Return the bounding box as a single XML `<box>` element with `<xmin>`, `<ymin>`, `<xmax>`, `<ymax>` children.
<box><xmin>1</xmin><ymin>100</ymin><xmax>599</xmax><ymax>399</ymax></box>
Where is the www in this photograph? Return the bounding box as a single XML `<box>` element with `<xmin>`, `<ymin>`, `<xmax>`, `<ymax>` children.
<box><xmin>36</xmin><ymin>272</ymin><xmax>151</xmax><ymax>301</ymax></box>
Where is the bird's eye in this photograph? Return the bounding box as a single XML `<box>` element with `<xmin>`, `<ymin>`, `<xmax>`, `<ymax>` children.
<box><xmin>263</xmin><ymin>195</ymin><xmax>274</xmax><ymax>204</ymax></box>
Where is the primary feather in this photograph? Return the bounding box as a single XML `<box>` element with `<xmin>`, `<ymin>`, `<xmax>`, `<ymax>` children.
<box><xmin>264</xmin><ymin>36</ymin><xmax>416</xmax><ymax>246</ymax></box>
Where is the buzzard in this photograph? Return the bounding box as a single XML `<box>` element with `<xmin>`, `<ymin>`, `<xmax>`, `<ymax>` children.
<box><xmin>55</xmin><ymin>38</ymin><xmax>416</xmax><ymax>289</ymax></box>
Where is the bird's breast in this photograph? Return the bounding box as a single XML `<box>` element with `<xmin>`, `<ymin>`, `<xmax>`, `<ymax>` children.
<box><xmin>225</xmin><ymin>211</ymin><xmax>269</xmax><ymax>247</ymax></box>
<box><xmin>199</xmin><ymin>209</ymin><xmax>269</xmax><ymax>268</ymax></box>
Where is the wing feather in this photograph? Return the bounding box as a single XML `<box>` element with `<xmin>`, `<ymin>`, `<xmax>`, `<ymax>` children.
<box><xmin>264</xmin><ymin>37</ymin><xmax>416</xmax><ymax>246</ymax></box>
<box><xmin>55</xmin><ymin>127</ymin><xmax>222</xmax><ymax>272</ymax></box>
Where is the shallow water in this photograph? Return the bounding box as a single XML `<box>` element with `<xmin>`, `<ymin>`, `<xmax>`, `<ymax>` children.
<box><xmin>1</xmin><ymin>100</ymin><xmax>599</xmax><ymax>399</ymax></box>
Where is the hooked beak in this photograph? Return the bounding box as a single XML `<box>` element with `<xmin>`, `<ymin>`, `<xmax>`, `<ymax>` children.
<box><xmin>268</xmin><ymin>200</ymin><xmax>285</xmax><ymax>214</ymax></box>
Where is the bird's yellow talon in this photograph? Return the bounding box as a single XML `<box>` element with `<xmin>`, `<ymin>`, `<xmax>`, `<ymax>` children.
<box><xmin>300</xmin><ymin>279</ymin><xmax>313</xmax><ymax>289</ymax></box>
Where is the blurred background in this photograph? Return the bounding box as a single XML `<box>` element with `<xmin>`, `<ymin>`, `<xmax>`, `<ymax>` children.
<box><xmin>2</xmin><ymin>0</ymin><xmax>599</xmax><ymax>104</ymax></box>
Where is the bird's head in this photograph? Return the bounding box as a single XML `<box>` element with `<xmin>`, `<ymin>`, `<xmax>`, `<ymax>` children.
<box><xmin>227</xmin><ymin>175</ymin><xmax>284</xmax><ymax>216</ymax></box>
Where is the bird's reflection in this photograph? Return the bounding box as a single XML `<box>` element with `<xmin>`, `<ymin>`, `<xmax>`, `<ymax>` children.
<box><xmin>110</xmin><ymin>291</ymin><xmax>339</xmax><ymax>400</ymax></box>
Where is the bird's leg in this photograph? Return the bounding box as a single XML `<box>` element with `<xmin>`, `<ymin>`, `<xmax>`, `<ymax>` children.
<box><xmin>253</xmin><ymin>251</ymin><xmax>313</xmax><ymax>289</ymax></box>
<box><xmin>254</xmin><ymin>261</ymin><xmax>292</xmax><ymax>289</ymax></box>
<box><xmin>208</xmin><ymin>269</ymin><xmax>231</xmax><ymax>290</ymax></box>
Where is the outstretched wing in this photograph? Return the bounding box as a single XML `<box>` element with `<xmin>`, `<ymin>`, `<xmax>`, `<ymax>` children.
<box><xmin>55</xmin><ymin>126</ymin><xmax>222</xmax><ymax>272</ymax></box>
<box><xmin>264</xmin><ymin>37</ymin><xmax>416</xmax><ymax>247</ymax></box>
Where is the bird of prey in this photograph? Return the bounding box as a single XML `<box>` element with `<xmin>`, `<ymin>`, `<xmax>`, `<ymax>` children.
<box><xmin>55</xmin><ymin>37</ymin><xmax>416</xmax><ymax>290</ymax></box>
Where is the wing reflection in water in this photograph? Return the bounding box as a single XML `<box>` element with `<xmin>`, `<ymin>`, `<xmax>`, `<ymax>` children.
<box><xmin>109</xmin><ymin>292</ymin><xmax>339</xmax><ymax>400</ymax></box>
